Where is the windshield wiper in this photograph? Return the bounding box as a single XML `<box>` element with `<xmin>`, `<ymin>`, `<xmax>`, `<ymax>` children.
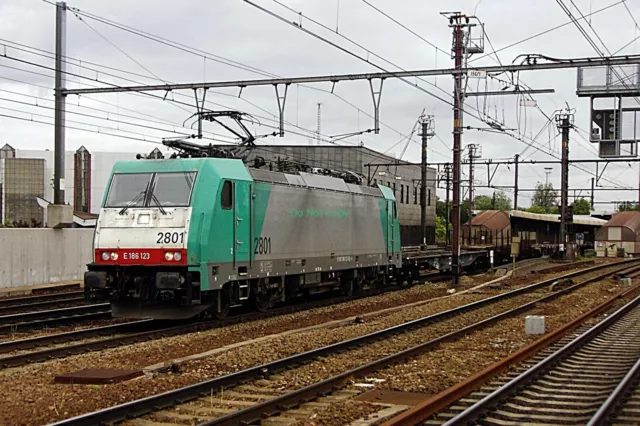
<box><xmin>118</xmin><ymin>191</ymin><xmax>146</xmax><ymax>215</ymax></box>
<box><xmin>150</xmin><ymin>194</ymin><xmax>167</xmax><ymax>215</ymax></box>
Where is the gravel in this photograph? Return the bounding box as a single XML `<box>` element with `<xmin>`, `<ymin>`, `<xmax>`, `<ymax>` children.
<box><xmin>0</xmin><ymin>261</ymin><xmax>626</xmax><ymax>425</ymax></box>
<box><xmin>300</xmin><ymin>280</ymin><xmax>637</xmax><ymax>425</ymax></box>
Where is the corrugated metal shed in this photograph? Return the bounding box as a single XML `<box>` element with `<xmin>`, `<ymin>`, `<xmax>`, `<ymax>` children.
<box><xmin>601</xmin><ymin>211</ymin><xmax>640</xmax><ymax>230</ymax></box>
<box><xmin>595</xmin><ymin>211</ymin><xmax>640</xmax><ymax>256</ymax></box>
<box><xmin>471</xmin><ymin>210</ymin><xmax>510</xmax><ymax>232</ymax></box>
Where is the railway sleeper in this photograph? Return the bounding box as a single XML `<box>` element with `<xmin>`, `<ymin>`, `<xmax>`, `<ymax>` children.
<box><xmin>486</xmin><ymin>410</ymin><xmax>593</xmax><ymax>422</ymax></box>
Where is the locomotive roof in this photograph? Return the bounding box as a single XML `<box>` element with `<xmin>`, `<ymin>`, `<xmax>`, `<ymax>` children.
<box><xmin>110</xmin><ymin>157</ymin><xmax>252</xmax><ymax>181</ymax></box>
<box><xmin>249</xmin><ymin>167</ymin><xmax>394</xmax><ymax>200</ymax></box>
<box><xmin>109</xmin><ymin>158</ymin><xmax>395</xmax><ymax>200</ymax></box>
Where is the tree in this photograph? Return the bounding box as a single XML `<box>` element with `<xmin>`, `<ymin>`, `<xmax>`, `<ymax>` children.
<box><xmin>436</xmin><ymin>197</ymin><xmax>447</xmax><ymax>220</ymax></box>
<box><xmin>474</xmin><ymin>191</ymin><xmax>512</xmax><ymax>211</ymax></box>
<box><xmin>572</xmin><ymin>198</ymin><xmax>591</xmax><ymax>215</ymax></box>
<box><xmin>435</xmin><ymin>197</ymin><xmax>469</xmax><ymax>224</ymax></box>
<box><xmin>474</xmin><ymin>195</ymin><xmax>493</xmax><ymax>211</ymax></box>
<box><xmin>525</xmin><ymin>205</ymin><xmax>546</xmax><ymax>214</ymax></box>
<box><xmin>435</xmin><ymin>216</ymin><xmax>446</xmax><ymax>241</ymax></box>
<box><xmin>618</xmin><ymin>201</ymin><xmax>640</xmax><ymax>212</ymax></box>
<box><xmin>493</xmin><ymin>190</ymin><xmax>511</xmax><ymax>211</ymax></box>
<box><xmin>531</xmin><ymin>183</ymin><xmax>558</xmax><ymax>213</ymax></box>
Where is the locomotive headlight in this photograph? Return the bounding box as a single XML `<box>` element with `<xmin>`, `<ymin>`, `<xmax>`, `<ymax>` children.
<box><xmin>110</xmin><ymin>252</ymin><xmax>119</xmax><ymax>261</ymax></box>
<box><xmin>101</xmin><ymin>252</ymin><xmax>110</xmax><ymax>261</ymax></box>
<box><xmin>164</xmin><ymin>252</ymin><xmax>174</xmax><ymax>261</ymax></box>
<box><xmin>173</xmin><ymin>252</ymin><xmax>182</xmax><ymax>261</ymax></box>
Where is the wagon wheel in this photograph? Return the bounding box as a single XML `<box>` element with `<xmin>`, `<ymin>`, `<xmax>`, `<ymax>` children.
<box><xmin>252</xmin><ymin>278</ymin><xmax>271</xmax><ymax>312</ymax></box>
<box><xmin>405</xmin><ymin>266</ymin><xmax>415</xmax><ymax>287</ymax></box>
<box><xmin>212</xmin><ymin>284</ymin><xmax>231</xmax><ymax>319</ymax></box>
<box><xmin>393</xmin><ymin>268</ymin><xmax>407</xmax><ymax>287</ymax></box>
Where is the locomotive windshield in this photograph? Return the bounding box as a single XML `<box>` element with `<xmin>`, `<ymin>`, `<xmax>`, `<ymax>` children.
<box><xmin>152</xmin><ymin>172</ymin><xmax>197</xmax><ymax>206</ymax></box>
<box><xmin>105</xmin><ymin>172</ymin><xmax>197</xmax><ymax>208</ymax></box>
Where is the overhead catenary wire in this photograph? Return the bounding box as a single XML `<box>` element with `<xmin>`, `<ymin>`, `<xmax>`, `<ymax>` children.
<box><xmin>468</xmin><ymin>0</ymin><xmax>626</xmax><ymax>64</ymax></box>
<box><xmin>27</xmin><ymin>1</ymin><xmax>634</xmax><ymax>191</ymax></box>
<box><xmin>244</xmin><ymin>0</ymin><xmax>631</xmax><ymax>190</ymax></box>
<box><xmin>2</xmin><ymin>37</ymin><xmax>432</xmax><ymax>153</ymax></box>
<box><xmin>36</xmin><ymin>2</ymin><xmax>433</xmax><ymax>153</ymax></box>
<box><xmin>0</xmin><ymin>72</ymin><xmax>374</xmax><ymax>171</ymax></box>
<box><xmin>0</xmin><ymin>54</ymin><xmax>344</xmax><ymax>145</ymax></box>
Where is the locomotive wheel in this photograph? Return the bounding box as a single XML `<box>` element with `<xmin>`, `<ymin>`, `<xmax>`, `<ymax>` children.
<box><xmin>342</xmin><ymin>277</ymin><xmax>358</xmax><ymax>297</ymax></box>
<box><xmin>252</xmin><ymin>278</ymin><xmax>271</xmax><ymax>312</ymax></box>
<box><xmin>213</xmin><ymin>286</ymin><xmax>231</xmax><ymax>319</ymax></box>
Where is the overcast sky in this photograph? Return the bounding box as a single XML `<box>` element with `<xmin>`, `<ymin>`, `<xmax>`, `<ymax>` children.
<box><xmin>1</xmin><ymin>0</ymin><xmax>640</xmax><ymax>209</ymax></box>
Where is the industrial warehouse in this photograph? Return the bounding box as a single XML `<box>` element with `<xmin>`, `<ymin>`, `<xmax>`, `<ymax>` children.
<box><xmin>3</xmin><ymin>1</ymin><xmax>640</xmax><ymax>425</ymax></box>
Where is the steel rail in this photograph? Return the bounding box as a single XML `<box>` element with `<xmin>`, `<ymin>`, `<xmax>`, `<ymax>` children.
<box><xmin>0</xmin><ymin>261</ymin><xmax>577</xmax><ymax>368</ymax></box>
<box><xmin>199</xmin><ymin>263</ymin><xmax>640</xmax><ymax>426</ymax></box>
<box><xmin>0</xmin><ymin>296</ymin><xmax>86</xmax><ymax>315</ymax></box>
<box><xmin>50</xmin><ymin>260</ymin><xmax>640</xmax><ymax>426</ymax></box>
<box><xmin>0</xmin><ymin>290</ymin><xmax>83</xmax><ymax>308</ymax></box>
<box><xmin>442</xmin><ymin>293</ymin><xmax>640</xmax><ymax>425</ymax></box>
<box><xmin>381</xmin><ymin>277</ymin><xmax>640</xmax><ymax>426</ymax></box>
<box><xmin>586</xmin><ymin>348</ymin><xmax>640</xmax><ymax>425</ymax></box>
<box><xmin>0</xmin><ymin>272</ymin><xmax>449</xmax><ymax>368</ymax></box>
<box><xmin>0</xmin><ymin>304</ymin><xmax>112</xmax><ymax>334</ymax></box>
<box><xmin>0</xmin><ymin>312</ymin><xmax>113</xmax><ymax>334</ymax></box>
<box><xmin>0</xmin><ymin>303</ymin><xmax>110</xmax><ymax>326</ymax></box>
<box><xmin>0</xmin><ymin>319</ymin><xmax>153</xmax><ymax>354</ymax></box>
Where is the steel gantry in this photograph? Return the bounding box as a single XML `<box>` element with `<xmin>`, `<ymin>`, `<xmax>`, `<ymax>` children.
<box><xmin>50</xmin><ymin>2</ymin><xmax>640</xmax><ymax>284</ymax></box>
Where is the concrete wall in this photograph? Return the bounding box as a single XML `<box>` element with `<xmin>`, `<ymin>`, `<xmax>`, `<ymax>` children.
<box><xmin>0</xmin><ymin>229</ymin><xmax>93</xmax><ymax>288</ymax></box>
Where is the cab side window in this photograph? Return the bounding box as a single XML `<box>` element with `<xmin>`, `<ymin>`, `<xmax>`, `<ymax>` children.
<box><xmin>221</xmin><ymin>181</ymin><xmax>233</xmax><ymax>210</ymax></box>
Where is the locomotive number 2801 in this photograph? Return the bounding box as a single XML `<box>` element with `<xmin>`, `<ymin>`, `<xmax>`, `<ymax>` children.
<box><xmin>254</xmin><ymin>237</ymin><xmax>272</xmax><ymax>255</ymax></box>
<box><xmin>156</xmin><ymin>232</ymin><xmax>185</xmax><ymax>244</ymax></box>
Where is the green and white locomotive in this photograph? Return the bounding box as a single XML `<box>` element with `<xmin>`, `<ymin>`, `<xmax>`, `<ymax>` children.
<box><xmin>84</xmin><ymin>157</ymin><xmax>403</xmax><ymax>319</ymax></box>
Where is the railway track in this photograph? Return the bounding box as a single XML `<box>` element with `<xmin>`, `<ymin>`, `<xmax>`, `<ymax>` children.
<box><xmin>422</xmin><ymin>292</ymin><xmax>640</xmax><ymax>426</ymax></box>
<box><xmin>0</xmin><ymin>271</ymin><xmax>449</xmax><ymax>368</ymax></box>
<box><xmin>0</xmin><ymin>290</ymin><xmax>85</xmax><ymax>315</ymax></box>
<box><xmin>0</xmin><ymin>303</ymin><xmax>111</xmax><ymax>334</ymax></box>
<box><xmin>50</xmin><ymin>259</ymin><xmax>640</xmax><ymax>426</ymax></box>
<box><xmin>0</xmin><ymin>260</ymin><xmax>601</xmax><ymax>369</ymax></box>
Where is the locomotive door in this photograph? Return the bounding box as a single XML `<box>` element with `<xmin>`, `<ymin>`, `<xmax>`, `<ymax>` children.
<box><xmin>234</xmin><ymin>181</ymin><xmax>251</xmax><ymax>265</ymax></box>
<box><xmin>387</xmin><ymin>200</ymin><xmax>396</xmax><ymax>257</ymax></box>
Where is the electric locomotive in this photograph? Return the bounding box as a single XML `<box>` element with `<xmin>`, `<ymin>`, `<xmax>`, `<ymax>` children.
<box><xmin>84</xmin><ymin>157</ymin><xmax>402</xmax><ymax>319</ymax></box>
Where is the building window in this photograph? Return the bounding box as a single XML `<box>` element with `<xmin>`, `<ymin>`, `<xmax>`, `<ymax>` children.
<box><xmin>400</xmin><ymin>185</ymin><xmax>404</xmax><ymax>204</ymax></box>
<box><xmin>221</xmin><ymin>181</ymin><xmax>233</xmax><ymax>210</ymax></box>
<box><xmin>406</xmin><ymin>187</ymin><xmax>409</xmax><ymax>204</ymax></box>
<box><xmin>373</xmin><ymin>178</ymin><xmax>377</xmax><ymax>185</ymax></box>
<box><xmin>414</xmin><ymin>187</ymin><xmax>418</xmax><ymax>204</ymax></box>
<box><xmin>393</xmin><ymin>182</ymin><xmax>396</xmax><ymax>195</ymax></box>
<box><xmin>427</xmin><ymin>189</ymin><xmax>431</xmax><ymax>206</ymax></box>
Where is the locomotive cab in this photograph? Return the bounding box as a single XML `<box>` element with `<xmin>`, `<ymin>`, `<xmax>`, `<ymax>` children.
<box><xmin>84</xmin><ymin>160</ymin><xmax>208</xmax><ymax>319</ymax></box>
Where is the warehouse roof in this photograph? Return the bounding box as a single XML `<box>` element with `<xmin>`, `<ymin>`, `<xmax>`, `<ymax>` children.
<box><xmin>509</xmin><ymin>210</ymin><xmax>607</xmax><ymax>226</ymax></box>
